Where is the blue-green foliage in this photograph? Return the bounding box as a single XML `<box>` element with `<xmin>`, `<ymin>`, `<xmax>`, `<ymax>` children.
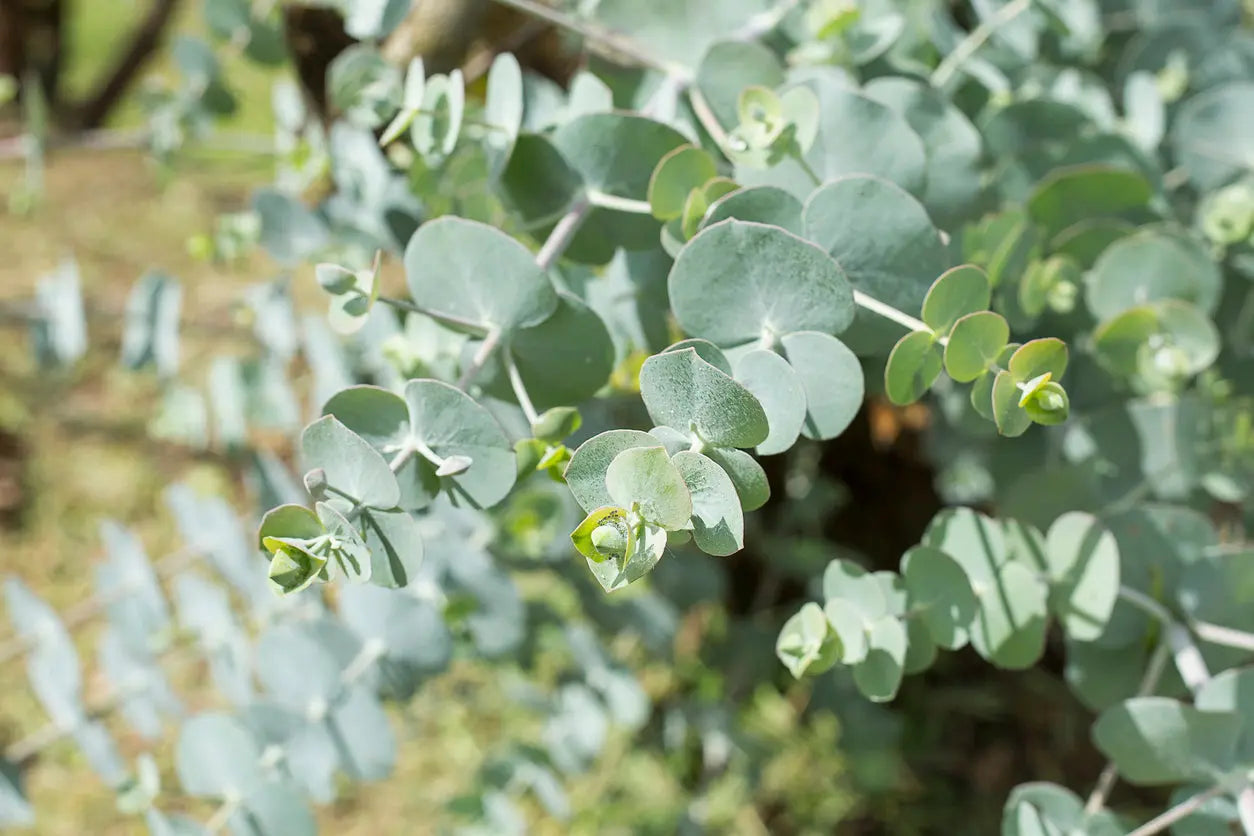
<box><xmin>7</xmin><ymin>0</ymin><xmax>1254</xmax><ymax>832</ymax></box>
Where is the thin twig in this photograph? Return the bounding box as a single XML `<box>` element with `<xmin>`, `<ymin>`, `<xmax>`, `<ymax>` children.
<box><xmin>504</xmin><ymin>348</ymin><xmax>539</xmax><ymax>425</ymax></box>
<box><xmin>852</xmin><ymin>290</ymin><xmax>945</xmax><ymax>344</ymax></box>
<box><xmin>204</xmin><ymin>797</ymin><xmax>240</xmax><ymax>834</ymax></box>
<box><xmin>931</xmin><ymin>0</ymin><xmax>1034</xmax><ymax>88</ymax></box>
<box><xmin>456</xmin><ymin>329</ymin><xmax>503</xmax><ymax>391</ymax></box>
<box><xmin>1084</xmin><ymin>640</ymin><xmax>1171</xmax><ymax>814</ymax></box>
<box><xmin>1190</xmin><ymin>620</ymin><xmax>1254</xmax><ymax>653</ymax></box>
<box><xmin>1125</xmin><ymin>784</ymin><xmax>1228</xmax><ymax>836</ymax></box>
<box><xmin>377</xmin><ymin>296</ymin><xmax>490</xmax><ymax>335</ymax></box>
<box><xmin>0</xmin><ymin>547</ymin><xmax>199</xmax><ymax>665</ymax></box>
<box><xmin>686</xmin><ymin>86</ymin><xmax>732</xmax><ymax>152</ymax></box>
<box><xmin>487</xmin><ymin>0</ymin><xmax>691</xmax><ymax>80</ymax></box>
<box><xmin>1115</xmin><ymin>585</ymin><xmax>1174</xmax><ymax>624</ymax></box>
<box><xmin>1166</xmin><ymin>621</ymin><xmax>1211</xmax><ymax>693</ymax></box>
<box><xmin>535</xmin><ymin>199</ymin><xmax>592</xmax><ymax>271</ymax></box>
<box><xmin>585</xmin><ymin>190</ymin><xmax>652</xmax><ymax>215</ymax></box>
<box><xmin>1239</xmin><ymin>789</ymin><xmax>1254</xmax><ymax>835</ymax></box>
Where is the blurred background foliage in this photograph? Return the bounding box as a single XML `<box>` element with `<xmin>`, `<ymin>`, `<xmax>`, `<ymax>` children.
<box><xmin>2</xmin><ymin>1</ymin><xmax>1247</xmax><ymax>833</ymax></box>
<box><xmin>0</xmin><ymin>6</ymin><xmax>877</xmax><ymax>834</ymax></box>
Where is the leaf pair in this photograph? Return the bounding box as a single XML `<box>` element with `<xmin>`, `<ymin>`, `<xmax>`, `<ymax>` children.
<box><xmin>257</xmin><ymin>502</ymin><xmax>372</xmax><ymax>595</ymax></box>
<box><xmin>566</xmin><ymin>416</ymin><xmax>751</xmax><ymax>591</ymax></box>
<box><xmin>402</xmin><ymin>217</ymin><xmax>615</xmax><ymax>408</ymax></box>
<box><xmin>667</xmin><ymin>221</ymin><xmax>863</xmax><ymax>452</ymax></box>
<box><xmin>781</xmin><ymin>509</ymin><xmax>1125</xmax><ymax>698</ymax></box>
<box><xmin>315</xmin><ymin>257</ymin><xmax>380</xmax><ymax>336</ymax></box>
<box><xmin>885</xmin><ymin>264</ymin><xmax>1072</xmax><ymax>436</ymax></box>
<box><xmin>726</xmin><ymin>84</ymin><xmax>819</xmax><ymax>169</ymax></box>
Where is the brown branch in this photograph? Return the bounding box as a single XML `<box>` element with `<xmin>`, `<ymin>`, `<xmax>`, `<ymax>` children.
<box><xmin>66</xmin><ymin>0</ymin><xmax>182</xmax><ymax>130</ymax></box>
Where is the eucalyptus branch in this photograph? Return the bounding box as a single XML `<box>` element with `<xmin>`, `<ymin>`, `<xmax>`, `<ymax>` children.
<box><xmin>1092</xmin><ymin>589</ymin><xmax>1245</xmax><ymax>830</ymax></box>
<box><xmin>1115</xmin><ymin>585</ymin><xmax>1174</xmax><ymax>624</ymax></box>
<box><xmin>376</xmin><ymin>296</ymin><xmax>491</xmax><ymax>335</ymax></box>
<box><xmin>1084</xmin><ymin>639</ymin><xmax>1171</xmax><ymax>814</ymax></box>
<box><xmin>0</xmin><ymin>546</ymin><xmax>199</xmax><ymax>666</ymax></box>
<box><xmin>487</xmin><ymin>0</ymin><xmax>692</xmax><ymax>80</ymax></box>
<box><xmin>504</xmin><ymin>347</ymin><xmax>540</xmax><ymax>425</ymax></box>
<box><xmin>339</xmin><ymin>640</ymin><xmax>386</xmax><ymax>687</ymax></box>
<box><xmin>453</xmin><ymin>199</ymin><xmax>591</xmax><ymax>393</ymax></box>
<box><xmin>1189</xmin><ymin>620</ymin><xmax>1254</xmax><ymax>653</ymax></box>
<box><xmin>1115</xmin><ymin>586</ymin><xmax>1213</xmax><ymax>691</ymax></box>
<box><xmin>586</xmin><ymin>190</ymin><xmax>653</xmax><ymax>215</ymax></box>
<box><xmin>204</xmin><ymin>797</ymin><xmax>241</xmax><ymax>834</ymax></box>
<box><xmin>388</xmin><ymin>445</ymin><xmax>416</xmax><ymax>475</ymax></box>
<box><xmin>5</xmin><ymin>641</ymin><xmax>201</xmax><ymax>765</ymax></box>
<box><xmin>931</xmin><ymin>0</ymin><xmax>1034</xmax><ymax>88</ymax></box>
<box><xmin>1165</xmin><ymin>621</ymin><xmax>1211</xmax><ymax>693</ymax></box>
<box><xmin>852</xmin><ymin>290</ymin><xmax>948</xmax><ymax>344</ymax></box>
<box><xmin>456</xmin><ymin>329</ymin><xmax>504</xmax><ymax>391</ymax></box>
<box><xmin>536</xmin><ymin>199</ymin><xmax>592</xmax><ymax>271</ymax></box>
<box><xmin>1237</xmin><ymin>788</ymin><xmax>1254</xmax><ymax>835</ymax></box>
<box><xmin>1125</xmin><ymin>783</ymin><xmax>1229</xmax><ymax>836</ymax></box>
<box><xmin>687</xmin><ymin>86</ymin><xmax>733</xmax><ymax>153</ymax></box>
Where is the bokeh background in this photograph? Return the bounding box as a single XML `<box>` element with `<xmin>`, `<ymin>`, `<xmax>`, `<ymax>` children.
<box><xmin>0</xmin><ymin>2</ymin><xmax>1210</xmax><ymax>833</ymax></box>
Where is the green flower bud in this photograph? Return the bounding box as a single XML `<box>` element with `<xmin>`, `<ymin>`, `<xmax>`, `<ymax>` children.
<box><xmin>591</xmin><ymin>524</ymin><xmax>628</xmax><ymax>560</ymax></box>
<box><xmin>1047</xmin><ymin>279</ymin><xmax>1078</xmax><ymax>314</ymax></box>
<box><xmin>1021</xmin><ymin>381</ymin><xmax>1070</xmax><ymax>426</ymax></box>
<box><xmin>263</xmin><ymin>537</ymin><xmax>328</xmax><ymax>596</ymax></box>
<box><xmin>303</xmin><ymin>467</ymin><xmax>328</xmax><ymax>500</ymax></box>
<box><xmin>1202</xmin><ymin>183</ymin><xmax>1254</xmax><ymax>246</ymax></box>
<box><xmin>1017</xmin><ymin>372</ymin><xmax>1053</xmax><ymax>407</ymax></box>
<box><xmin>571</xmin><ymin>506</ymin><xmax>635</xmax><ymax>564</ymax></box>
<box><xmin>1137</xmin><ymin>338</ymin><xmax>1191</xmax><ymax>390</ymax></box>
<box><xmin>537</xmin><ymin>444</ymin><xmax>572</xmax><ymax>481</ymax></box>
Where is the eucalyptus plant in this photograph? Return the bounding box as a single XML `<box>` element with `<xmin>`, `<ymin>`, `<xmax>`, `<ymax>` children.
<box><xmin>7</xmin><ymin>0</ymin><xmax>1254</xmax><ymax>832</ymax></box>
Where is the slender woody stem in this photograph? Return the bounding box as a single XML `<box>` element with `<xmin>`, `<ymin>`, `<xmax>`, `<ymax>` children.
<box><xmin>0</xmin><ymin>545</ymin><xmax>199</xmax><ymax>665</ymax></box>
<box><xmin>931</xmin><ymin>0</ymin><xmax>1034</xmax><ymax>87</ymax></box>
<box><xmin>456</xmin><ymin>329</ymin><xmax>503</xmax><ymax>391</ymax></box>
<box><xmin>687</xmin><ymin>85</ymin><xmax>733</xmax><ymax>152</ymax></box>
<box><xmin>487</xmin><ymin>0</ymin><xmax>691</xmax><ymax>80</ymax></box>
<box><xmin>1190</xmin><ymin>620</ymin><xmax>1254</xmax><ymax>653</ymax></box>
<box><xmin>376</xmin><ymin>296</ymin><xmax>491</xmax><ymax>334</ymax></box>
<box><xmin>536</xmin><ymin>199</ymin><xmax>592</xmax><ymax>271</ymax></box>
<box><xmin>204</xmin><ymin>797</ymin><xmax>241</xmax><ymax>834</ymax></box>
<box><xmin>852</xmin><ymin>290</ymin><xmax>947</xmax><ymax>344</ymax></box>
<box><xmin>586</xmin><ymin>190</ymin><xmax>653</xmax><ymax>215</ymax></box>
<box><xmin>1088</xmin><ymin>589</ymin><xmax>1243</xmax><ymax>832</ymax></box>
<box><xmin>1084</xmin><ymin>639</ymin><xmax>1171</xmax><ymax>814</ymax></box>
<box><xmin>504</xmin><ymin>348</ymin><xmax>540</xmax><ymax>425</ymax></box>
<box><xmin>1239</xmin><ymin>789</ymin><xmax>1254</xmax><ymax>835</ymax></box>
<box><xmin>1125</xmin><ymin>784</ymin><xmax>1229</xmax><ymax>836</ymax></box>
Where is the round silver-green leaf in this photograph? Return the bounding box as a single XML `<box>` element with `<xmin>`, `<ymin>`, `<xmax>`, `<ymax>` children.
<box><xmin>668</xmin><ymin>220</ymin><xmax>855</xmax><ymax>347</ymax></box>
<box><xmin>672</xmin><ymin>450</ymin><xmax>744</xmax><ymax>556</ymax></box>
<box><xmin>403</xmin><ymin>216</ymin><xmax>557</xmax><ymax>333</ymax></box>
